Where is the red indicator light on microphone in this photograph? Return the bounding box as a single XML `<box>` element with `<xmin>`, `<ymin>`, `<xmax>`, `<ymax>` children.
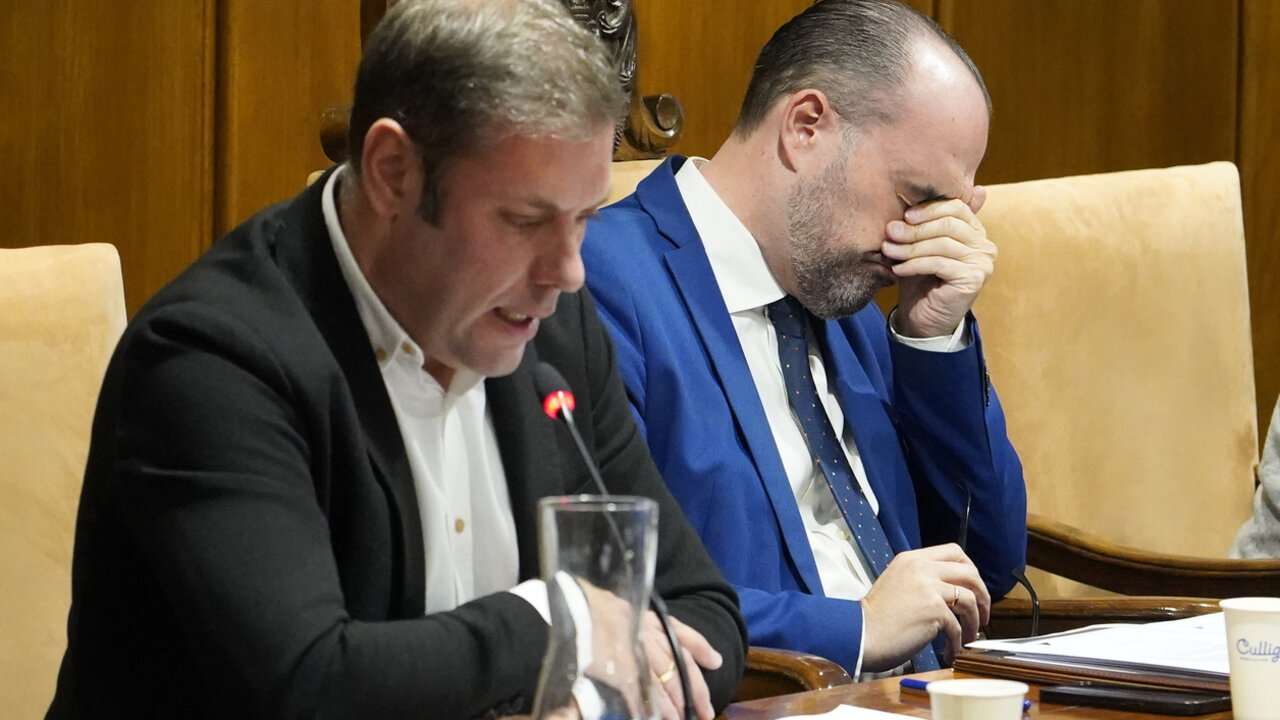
<box><xmin>542</xmin><ymin>390</ymin><xmax>575</xmax><ymax>419</ymax></box>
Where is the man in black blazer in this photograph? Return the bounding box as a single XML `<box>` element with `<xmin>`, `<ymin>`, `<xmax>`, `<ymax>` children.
<box><xmin>46</xmin><ymin>1</ymin><xmax>746</xmax><ymax>718</ymax></box>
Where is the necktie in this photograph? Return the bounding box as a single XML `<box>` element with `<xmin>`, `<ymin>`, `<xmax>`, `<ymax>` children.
<box><xmin>765</xmin><ymin>295</ymin><xmax>940</xmax><ymax>671</ymax></box>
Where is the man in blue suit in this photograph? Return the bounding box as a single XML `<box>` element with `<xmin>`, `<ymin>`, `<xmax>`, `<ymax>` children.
<box><xmin>582</xmin><ymin>0</ymin><xmax>1026</xmax><ymax>678</ymax></box>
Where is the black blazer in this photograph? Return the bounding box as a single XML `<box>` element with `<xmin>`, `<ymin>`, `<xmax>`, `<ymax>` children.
<box><xmin>48</xmin><ymin>171</ymin><xmax>746</xmax><ymax>719</ymax></box>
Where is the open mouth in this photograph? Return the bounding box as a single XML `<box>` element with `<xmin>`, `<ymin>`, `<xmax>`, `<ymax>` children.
<box><xmin>496</xmin><ymin>309</ymin><xmax>535</xmax><ymax>326</ymax></box>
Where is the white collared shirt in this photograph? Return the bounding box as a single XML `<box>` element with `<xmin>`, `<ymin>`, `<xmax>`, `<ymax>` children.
<box><xmin>322</xmin><ymin>168</ymin><xmax>523</xmax><ymax>614</ymax></box>
<box><xmin>675</xmin><ymin>158</ymin><xmax>966</xmax><ymax>676</ymax></box>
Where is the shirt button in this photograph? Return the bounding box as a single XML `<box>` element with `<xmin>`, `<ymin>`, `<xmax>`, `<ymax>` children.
<box><xmin>375</xmin><ymin>348</ymin><xmax>388</xmax><ymax>363</ymax></box>
<box><xmin>455</xmin><ymin>518</ymin><xmax>465</xmax><ymax>534</ymax></box>
<box><xmin>401</xmin><ymin>342</ymin><xmax>414</xmax><ymax>355</ymax></box>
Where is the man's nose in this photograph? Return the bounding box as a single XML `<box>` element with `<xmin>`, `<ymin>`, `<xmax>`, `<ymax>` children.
<box><xmin>535</xmin><ymin>223</ymin><xmax>585</xmax><ymax>292</ymax></box>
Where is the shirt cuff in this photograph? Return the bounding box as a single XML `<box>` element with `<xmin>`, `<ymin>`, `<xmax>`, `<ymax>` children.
<box><xmin>514</xmin><ymin>576</ymin><xmax>612</xmax><ymax>719</ymax></box>
<box><xmin>511</xmin><ymin>574</ymin><xmax>595</xmax><ymax>665</ymax></box>
<box><xmin>888</xmin><ymin>308</ymin><xmax>971</xmax><ymax>352</ymax></box>
<box><xmin>508</xmin><ymin>579</ymin><xmax>551</xmax><ymax>623</ymax></box>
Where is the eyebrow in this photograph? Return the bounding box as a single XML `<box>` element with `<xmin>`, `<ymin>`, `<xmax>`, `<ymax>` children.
<box><xmin>514</xmin><ymin>199</ymin><xmax>560</xmax><ymax>214</ymax></box>
<box><xmin>511</xmin><ymin>192</ymin><xmax>612</xmax><ymax>216</ymax></box>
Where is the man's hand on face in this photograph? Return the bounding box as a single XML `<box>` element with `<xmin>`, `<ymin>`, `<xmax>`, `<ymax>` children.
<box><xmin>880</xmin><ymin>187</ymin><xmax>995</xmax><ymax>339</ymax></box>
<box><xmin>857</xmin><ymin>543</ymin><xmax>991</xmax><ymax>672</ymax></box>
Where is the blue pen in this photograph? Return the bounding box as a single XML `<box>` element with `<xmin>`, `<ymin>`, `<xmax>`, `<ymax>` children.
<box><xmin>898</xmin><ymin>677</ymin><xmax>1033</xmax><ymax>712</ymax></box>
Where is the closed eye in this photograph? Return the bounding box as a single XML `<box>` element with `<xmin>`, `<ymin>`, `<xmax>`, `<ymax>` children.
<box><xmin>501</xmin><ymin>212</ymin><xmax>547</xmax><ymax>229</ymax></box>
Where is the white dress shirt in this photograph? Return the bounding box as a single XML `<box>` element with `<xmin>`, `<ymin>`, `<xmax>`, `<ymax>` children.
<box><xmin>323</xmin><ymin>168</ymin><xmax>536</xmax><ymax>614</ymax></box>
<box><xmin>674</xmin><ymin>158</ymin><xmax>966</xmax><ymax>675</ymax></box>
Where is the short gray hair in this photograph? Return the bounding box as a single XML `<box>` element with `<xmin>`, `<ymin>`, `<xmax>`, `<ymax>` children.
<box><xmin>347</xmin><ymin>0</ymin><xmax>627</xmax><ymax>223</ymax></box>
<box><xmin>735</xmin><ymin>0</ymin><xmax>990</xmax><ymax>136</ymax></box>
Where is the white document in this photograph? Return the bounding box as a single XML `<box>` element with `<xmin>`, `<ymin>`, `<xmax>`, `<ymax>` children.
<box><xmin>966</xmin><ymin>612</ymin><xmax>1228</xmax><ymax>679</ymax></box>
<box><xmin>777</xmin><ymin>704</ymin><xmax>911</xmax><ymax>720</ymax></box>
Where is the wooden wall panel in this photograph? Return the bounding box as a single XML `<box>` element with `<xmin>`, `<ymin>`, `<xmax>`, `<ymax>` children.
<box><xmin>0</xmin><ymin>0</ymin><xmax>215</xmax><ymax>316</ymax></box>
<box><xmin>635</xmin><ymin>1</ymin><xmax>936</xmax><ymax>159</ymax></box>
<box><xmin>214</xmin><ymin>0</ymin><xmax>363</xmax><ymax>237</ymax></box>
<box><xmin>938</xmin><ymin>0</ymin><xmax>1238</xmax><ymax>186</ymax></box>
<box><xmin>1241</xmin><ymin>0</ymin><xmax>1280</xmax><ymax>446</ymax></box>
<box><xmin>635</xmin><ymin>0</ymin><xmax>814</xmax><ymax>159</ymax></box>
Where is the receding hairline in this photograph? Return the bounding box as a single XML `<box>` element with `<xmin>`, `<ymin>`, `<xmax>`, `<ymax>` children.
<box><xmin>733</xmin><ymin>0</ymin><xmax>993</xmax><ymax>138</ymax></box>
<box><xmin>737</xmin><ymin>29</ymin><xmax>990</xmax><ymax>140</ymax></box>
<box><xmin>911</xmin><ymin>32</ymin><xmax>992</xmax><ymax>116</ymax></box>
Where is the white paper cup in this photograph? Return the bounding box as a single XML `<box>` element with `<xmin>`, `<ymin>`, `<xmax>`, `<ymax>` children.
<box><xmin>927</xmin><ymin>678</ymin><xmax>1028</xmax><ymax>720</ymax></box>
<box><xmin>1221</xmin><ymin>597</ymin><xmax>1280</xmax><ymax>720</ymax></box>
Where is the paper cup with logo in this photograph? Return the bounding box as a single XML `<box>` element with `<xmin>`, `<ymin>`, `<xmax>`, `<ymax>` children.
<box><xmin>926</xmin><ymin>678</ymin><xmax>1028</xmax><ymax>720</ymax></box>
<box><xmin>1222</xmin><ymin>597</ymin><xmax>1280</xmax><ymax>720</ymax></box>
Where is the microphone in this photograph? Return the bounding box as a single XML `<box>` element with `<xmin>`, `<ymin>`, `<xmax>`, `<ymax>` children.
<box><xmin>534</xmin><ymin>362</ymin><xmax>695</xmax><ymax>720</ymax></box>
<box><xmin>534</xmin><ymin>364</ymin><xmax>605</xmax><ymax>499</ymax></box>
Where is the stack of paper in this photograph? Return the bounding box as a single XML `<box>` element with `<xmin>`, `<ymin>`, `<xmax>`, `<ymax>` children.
<box><xmin>955</xmin><ymin>612</ymin><xmax>1229</xmax><ymax>691</ymax></box>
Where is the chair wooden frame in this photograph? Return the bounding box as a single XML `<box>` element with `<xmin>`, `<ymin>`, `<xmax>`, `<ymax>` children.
<box><xmin>735</xmin><ymin>648</ymin><xmax>852</xmax><ymax>702</ymax></box>
<box><xmin>1024</xmin><ymin>513</ymin><xmax>1280</xmax><ymax>598</ymax></box>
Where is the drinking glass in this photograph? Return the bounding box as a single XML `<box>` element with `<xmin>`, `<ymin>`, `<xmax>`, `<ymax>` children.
<box><xmin>532</xmin><ymin>495</ymin><xmax>659</xmax><ymax>720</ymax></box>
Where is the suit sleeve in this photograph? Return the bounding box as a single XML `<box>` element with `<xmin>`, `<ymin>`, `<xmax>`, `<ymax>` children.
<box><xmin>107</xmin><ymin>304</ymin><xmax>548</xmax><ymax>720</ymax></box>
<box><xmin>885</xmin><ymin>313</ymin><xmax>1028</xmax><ymax>598</ymax></box>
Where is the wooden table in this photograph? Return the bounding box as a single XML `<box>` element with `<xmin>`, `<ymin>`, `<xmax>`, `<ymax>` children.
<box><xmin>722</xmin><ymin>670</ymin><xmax>1232</xmax><ymax>719</ymax></box>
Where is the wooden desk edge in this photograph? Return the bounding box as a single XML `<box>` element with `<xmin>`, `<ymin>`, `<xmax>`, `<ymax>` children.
<box><xmin>720</xmin><ymin>669</ymin><xmax>1232</xmax><ymax>720</ymax></box>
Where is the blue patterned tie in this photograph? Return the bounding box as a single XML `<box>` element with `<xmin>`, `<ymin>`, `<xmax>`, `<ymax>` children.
<box><xmin>766</xmin><ymin>296</ymin><xmax>940</xmax><ymax>671</ymax></box>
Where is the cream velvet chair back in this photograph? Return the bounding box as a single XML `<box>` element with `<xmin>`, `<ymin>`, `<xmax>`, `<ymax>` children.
<box><xmin>607</xmin><ymin>158</ymin><xmax>663</xmax><ymax>205</ymax></box>
<box><xmin>974</xmin><ymin>162</ymin><xmax>1257</xmax><ymax>597</ymax></box>
<box><xmin>0</xmin><ymin>244</ymin><xmax>127</xmax><ymax>718</ymax></box>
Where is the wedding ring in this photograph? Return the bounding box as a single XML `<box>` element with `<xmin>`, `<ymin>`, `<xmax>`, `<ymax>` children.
<box><xmin>657</xmin><ymin>659</ymin><xmax>677</xmax><ymax>684</ymax></box>
<box><xmin>948</xmin><ymin>585</ymin><xmax>960</xmax><ymax>609</ymax></box>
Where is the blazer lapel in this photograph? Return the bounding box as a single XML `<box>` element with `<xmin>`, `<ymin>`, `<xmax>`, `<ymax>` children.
<box><xmin>274</xmin><ymin>171</ymin><xmax>427</xmax><ymax>615</ymax></box>
<box><xmin>637</xmin><ymin>162</ymin><xmax>824</xmax><ymax>593</ymax></box>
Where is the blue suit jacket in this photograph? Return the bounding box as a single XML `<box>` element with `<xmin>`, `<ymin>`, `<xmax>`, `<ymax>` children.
<box><xmin>582</xmin><ymin>156</ymin><xmax>1026</xmax><ymax>673</ymax></box>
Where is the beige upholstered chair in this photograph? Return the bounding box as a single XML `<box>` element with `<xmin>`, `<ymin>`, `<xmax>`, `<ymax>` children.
<box><xmin>606</xmin><ymin>158</ymin><xmax>662</xmax><ymax>205</ymax></box>
<box><xmin>0</xmin><ymin>244</ymin><xmax>127</xmax><ymax>718</ymax></box>
<box><xmin>974</xmin><ymin>162</ymin><xmax>1280</xmax><ymax>601</ymax></box>
<box><xmin>602</xmin><ymin>159</ymin><xmax>1280</xmax><ymax>638</ymax></box>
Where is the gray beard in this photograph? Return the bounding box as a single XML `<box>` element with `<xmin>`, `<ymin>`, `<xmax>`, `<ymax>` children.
<box><xmin>785</xmin><ymin>159</ymin><xmax>891</xmax><ymax>320</ymax></box>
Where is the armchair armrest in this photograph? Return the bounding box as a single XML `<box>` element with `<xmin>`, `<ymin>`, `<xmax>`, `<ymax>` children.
<box><xmin>735</xmin><ymin>647</ymin><xmax>852</xmax><ymax>702</ymax></box>
<box><xmin>1028</xmin><ymin>512</ymin><xmax>1280</xmax><ymax>597</ymax></box>
<box><xmin>986</xmin><ymin>596</ymin><xmax>1221</xmax><ymax>639</ymax></box>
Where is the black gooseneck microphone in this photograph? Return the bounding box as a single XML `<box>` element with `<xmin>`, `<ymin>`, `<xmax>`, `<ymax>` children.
<box><xmin>534</xmin><ymin>362</ymin><xmax>696</xmax><ymax>720</ymax></box>
<box><xmin>952</xmin><ymin>480</ymin><xmax>1039</xmax><ymax>638</ymax></box>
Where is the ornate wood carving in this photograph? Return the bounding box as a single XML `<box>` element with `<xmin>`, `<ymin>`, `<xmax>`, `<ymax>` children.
<box><xmin>321</xmin><ymin>0</ymin><xmax>681</xmax><ymax>163</ymax></box>
<box><xmin>563</xmin><ymin>0</ymin><xmax>683</xmax><ymax>159</ymax></box>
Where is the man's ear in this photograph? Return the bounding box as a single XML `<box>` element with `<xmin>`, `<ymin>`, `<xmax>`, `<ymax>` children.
<box><xmin>358</xmin><ymin>118</ymin><xmax>422</xmax><ymax>220</ymax></box>
<box><xmin>777</xmin><ymin>89</ymin><xmax>841</xmax><ymax>173</ymax></box>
